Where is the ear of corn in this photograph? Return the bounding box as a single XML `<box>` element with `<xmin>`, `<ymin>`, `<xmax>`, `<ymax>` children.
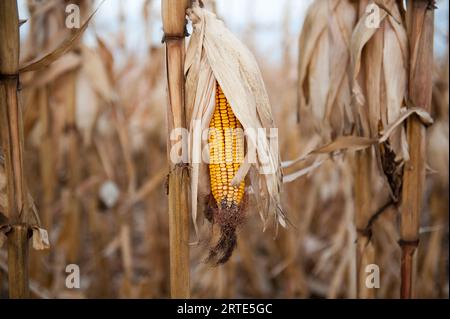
<box><xmin>205</xmin><ymin>82</ymin><xmax>246</xmax><ymax>265</ymax></box>
<box><xmin>209</xmin><ymin>83</ymin><xmax>245</xmax><ymax>208</ymax></box>
<box><xmin>185</xmin><ymin>5</ymin><xmax>285</xmax><ymax>265</ymax></box>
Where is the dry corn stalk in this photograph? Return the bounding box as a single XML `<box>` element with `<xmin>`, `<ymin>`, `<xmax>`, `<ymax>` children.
<box><xmin>297</xmin><ymin>0</ymin><xmax>427</xmax><ymax>298</ymax></box>
<box><xmin>1</xmin><ymin>0</ymin><xmax>99</xmax><ymax>297</ymax></box>
<box><xmin>349</xmin><ymin>0</ymin><xmax>409</xmax><ymax>298</ymax></box>
<box><xmin>161</xmin><ymin>0</ymin><xmax>190</xmax><ymax>298</ymax></box>
<box><xmin>0</xmin><ymin>0</ymin><xmax>49</xmax><ymax>298</ymax></box>
<box><xmin>400</xmin><ymin>0</ymin><xmax>435</xmax><ymax>299</ymax></box>
<box><xmin>349</xmin><ymin>0</ymin><xmax>436</xmax><ymax>298</ymax></box>
<box><xmin>185</xmin><ymin>4</ymin><xmax>285</xmax><ymax>264</ymax></box>
<box><xmin>20</xmin><ymin>0</ymin><xmax>72</xmax><ymax>287</ymax></box>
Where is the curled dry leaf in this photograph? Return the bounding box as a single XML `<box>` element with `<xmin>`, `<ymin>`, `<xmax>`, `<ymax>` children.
<box><xmin>31</xmin><ymin>226</ymin><xmax>50</xmax><ymax>250</ymax></box>
<box><xmin>378</xmin><ymin>107</ymin><xmax>434</xmax><ymax>143</ymax></box>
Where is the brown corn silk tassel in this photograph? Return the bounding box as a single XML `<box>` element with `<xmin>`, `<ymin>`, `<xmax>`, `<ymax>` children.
<box><xmin>206</xmin><ymin>82</ymin><xmax>245</xmax><ymax>264</ymax></box>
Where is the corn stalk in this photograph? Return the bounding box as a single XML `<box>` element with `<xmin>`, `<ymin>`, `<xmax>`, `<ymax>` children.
<box><xmin>161</xmin><ymin>0</ymin><xmax>190</xmax><ymax>298</ymax></box>
<box><xmin>64</xmin><ymin>70</ymin><xmax>81</xmax><ymax>264</ymax></box>
<box><xmin>59</xmin><ymin>0</ymin><xmax>90</xmax><ymax>265</ymax></box>
<box><xmin>353</xmin><ymin>0</ymin><xmax>377</xmax><ymax>299</ymax></box>
<box><xmin>0</xmin><ymin>0</ymin><xmax>30</xmax><ymax>298</ymax></box>
<box><xmin>400</xmin><ymin>0</ymin><xmax>435</xmax><ymax>299</ymax></box>
<box><xmin>354</xmin><ymin>149</ymin><xmax>375</xmax><ymax>298</ymax></box>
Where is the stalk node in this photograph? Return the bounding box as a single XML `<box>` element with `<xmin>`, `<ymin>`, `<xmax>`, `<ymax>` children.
<box><xmin>398</xmin><ymin>238</ymin><xmax>419</xmax><ymax>250</ymax></box>
<box><xmin>0</xmin><ymin>73</ymin><xmax>19</xmax><ymax>81</ymax></box>
<box><xmin>161</xmin><ymin>16</ymin><xmax>190</xmax><ymax>44</ymax></box>
<box><xmin>161</xmin><ymin>33</ymin><xmax>185</xmax><ymax>44</ymax></box>
<box><xmin>0</xmin><ymin>73</ymin><xmax>20</xmax><ymax>90</ymax></box>
<box><xmin>356</xmin><ymin>228</ymin><xmax>372</xmax><ymax>241</ymax></box>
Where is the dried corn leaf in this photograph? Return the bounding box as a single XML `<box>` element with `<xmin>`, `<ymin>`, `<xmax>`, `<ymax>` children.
<box><xmin>325</xmin><ymin>0</ymin><xmax>357</xmax><ymax>135</ymax></box>
<box><xmin>350</xmin><ymin>0</ymin><xmax>409</xmax><ymax>198</ymax></box>
<box><xmin>282</xmin><ymin>107</ymin><xmax>432</xmax><ymax>173</ymax></box>
<box><xmin>379</xmin><ymin>107</ymin><xmax>434</xmax><ymax>143</ymax></box>
<box><xmin>283</xmin><ymin>159</ymin><xmax>325</xmax><ymax>184</ymax></box>
<box><xmin>19</xmin><ymin>1</ymin><xmax>103</xmax><ymax>73</ymax></box>
<box><xmin>298</xmin><ymin>0</ymin><xmax>357</xmax><ymax>137</ymax></box>
<box><xmin>297</xmin><ymin>0</ymin><xmax>330</xmax><ymax>130</ymax></box>
<box><xmin>80</xmin><ymin>45</ymin><xmax>116</xmax><ymax>103</ymax></box>
<box><xmin>21</xmin><ymin>52</ymin><xmax>82</xmax><ymax>88</ymax></box>
<box><xmin>31</xmin><ymin>226</ymin><xmax>50</xmax><ymax>250</ymax></box>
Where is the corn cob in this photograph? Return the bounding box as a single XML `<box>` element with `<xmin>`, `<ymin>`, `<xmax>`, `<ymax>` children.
<box><xmin>205</xmin><ymin>82</ymin><xmax>246</xmax><ymax>264</ymax></box>
<box><xmin>208</xmin><ymin>82</ymin><xmax>245</xmax><ymax>209</ymax></box>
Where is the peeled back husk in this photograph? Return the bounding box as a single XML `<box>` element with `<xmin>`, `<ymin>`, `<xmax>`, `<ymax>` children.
<box><xmin>185</xmin><ymin>5</ymin><xmax>285</xmax><ymax>238</ymax></box>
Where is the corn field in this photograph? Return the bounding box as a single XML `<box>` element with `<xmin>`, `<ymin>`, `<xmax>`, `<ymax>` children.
<box><xmin>0</xmin><ymin>0</ymin><xmax>448</xmax><ymax>299</ymax></box>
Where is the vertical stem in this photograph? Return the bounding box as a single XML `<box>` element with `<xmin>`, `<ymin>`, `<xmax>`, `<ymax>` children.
<box><xmin>354</xmin><ymin>149</ymin><xmax>375</xmax><ymax>299</ymax></box>
<box><xmin>38</xmin><ymin>86</ymin><xmax>55</xmax><ymax>230</ymax></box>
<box><xmin>401</xmin><ymin>0</ymin><xmax>434</xmax><ymax>299</ymax></box>
<box><xmin>0</xmin><ymin>0</ymin><xmax>31</xmax><ymax>298</ymax></box>
<box><xmin>0</xmin><ymin>0</ymin><xmax>25</xmax><ymax>221</ymax></box>
<box><xmin>400</xmin><ymin>244</ymin><xmax>415</xmax><ymax>298</ymax></box>
<box><xmin>65</xmin><ymin>71</ymin><xmax>81</xmax><ymax>264</ymax></box>
<box><xmin>7</xmin><ymin>224</ymin><xmax>29</xmax><ymax>298</ymax></box>
<box><xmin>86</xmin><ymin>147</ymin><xmax>112</xmax><ymax>298</ymax></box>
<box><xmin>167</xmin><ymin>165</ymin><xmax>190</xmax><ymax>298</ymax></box>
<box><xmin>161</xmin><ymin>0</ymin><xmax>190</xmax><ymax>298</ymax></box>
<box><xmin>0</xmin><ymin>81</ymin><xmax>24</xmax><ymax>220</ymax></box>
<box><xmin>354</xmin><ymin>0</ymin><xmax>376</xmax><ymax>298</ymax></box>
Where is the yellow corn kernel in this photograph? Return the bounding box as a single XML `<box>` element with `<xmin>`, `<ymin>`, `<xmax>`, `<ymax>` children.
<box><xmin>209</xmin><ymin>82</ymin><xmax>245</xmax><ymax>207</ymax></box>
